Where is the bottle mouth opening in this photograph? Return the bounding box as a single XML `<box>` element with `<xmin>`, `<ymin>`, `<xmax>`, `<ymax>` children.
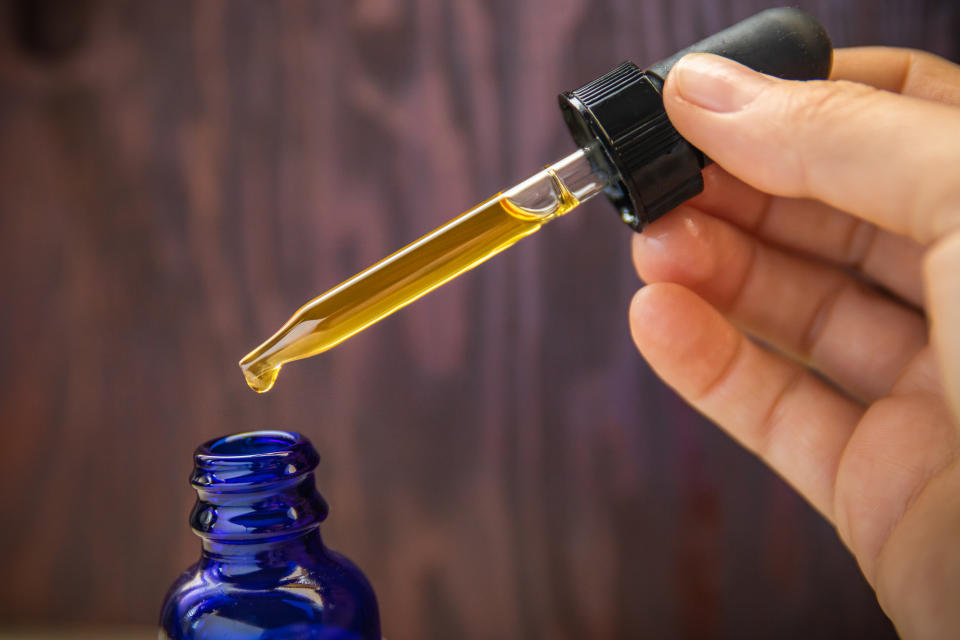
<box><xmin>193</xmin><ymin>430</ymin><xmax>320</xmax><ymax>489</ymax></box>
<box><xmin>202</xmin><ymin>430</ymin><xmax>302</xmax><ymax>457</ymax></box>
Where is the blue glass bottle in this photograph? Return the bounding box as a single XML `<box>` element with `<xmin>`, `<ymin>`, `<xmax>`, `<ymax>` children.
<box><xmin>159</xmin><ymin>430</ymin><xmax>381</xmax><ymax>639</ymax></box>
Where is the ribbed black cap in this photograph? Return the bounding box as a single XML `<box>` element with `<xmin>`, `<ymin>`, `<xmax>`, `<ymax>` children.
<box><xmin>559</xmin><ymin>62</ymin><xmax>704</xmax><ymax>231</ymax></box>
<box><xmin>557</xmin><ymin>8</ymin><xmax>832</xmax><ymax>231</ymax></box>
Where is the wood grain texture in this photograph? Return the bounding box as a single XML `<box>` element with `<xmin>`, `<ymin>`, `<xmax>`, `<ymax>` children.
<box><xmin>0</xmin><ymin>0</ymin><xmax>956</xmax><ymax>637</ymax></box>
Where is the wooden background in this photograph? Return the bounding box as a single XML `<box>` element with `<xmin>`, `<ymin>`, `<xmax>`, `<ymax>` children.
<box><xmin>0</xmin><ymin>0</ymin><xmax>957</xmax><ymax>637</ymax></box>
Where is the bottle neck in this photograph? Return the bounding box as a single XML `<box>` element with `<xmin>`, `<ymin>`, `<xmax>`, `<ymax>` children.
<box><xmin>189</xmin><ymin>431</ymin><xmax>330</xmax><ymax>554</ymax></box>
<box><xmin>200</xmin><ymin>527</ymin><xmax>327</xmax><ymax>575</ymax></box>
<box><xmin>191</xmin><ymin>473</ymin><xmax>329</xmax><ymax>541</ymax></box>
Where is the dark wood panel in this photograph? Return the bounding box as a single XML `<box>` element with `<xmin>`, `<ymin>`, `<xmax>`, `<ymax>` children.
<box><xmin>0</xmin><ymin>0</ymin><xmax>956</xmax><ymax>637</ymax></box>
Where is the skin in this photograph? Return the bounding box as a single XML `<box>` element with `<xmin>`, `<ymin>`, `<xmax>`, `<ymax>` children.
<box><xmin>629</xmin><ymin>48</ymin><xmax>960</xmax><ymax>639</ymax></box>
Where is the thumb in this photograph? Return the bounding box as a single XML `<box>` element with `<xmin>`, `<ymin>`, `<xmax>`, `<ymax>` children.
<box><xmin>662</xmin><ymin>53</ymin><xmax>960</xmax><ymax>245</ymax></box>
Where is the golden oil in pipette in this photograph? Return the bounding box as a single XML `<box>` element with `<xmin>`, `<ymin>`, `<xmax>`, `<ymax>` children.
<box><xmin>240</xmin><ymin>175</ymin><xmax>580</xmax><ymax>393</ymax></box>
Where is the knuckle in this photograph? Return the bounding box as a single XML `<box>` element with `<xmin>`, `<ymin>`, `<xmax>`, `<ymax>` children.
<box><xmin>789</xmin><ymin>80</ymin><xmax>878</xmax><ymax>125</ymax></box>
<box><xmin>767</xmin><ymin>80</ymin><xmax>882</xmax><ymax>196</ymax></box>
<box><xmin>797</xmin><ymin>280</ymin><xmax>847</xmax><ymax>359</ymax></box>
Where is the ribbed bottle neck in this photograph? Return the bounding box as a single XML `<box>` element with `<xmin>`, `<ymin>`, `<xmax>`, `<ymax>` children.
<box><xmin>200</xmin><ymin>527</ymin><xmax>326</xmax><ymax>565</ymax></box>
<box><xmin>189</xmin><ymin>431</ymin><xmax>329</xmax><ymax>544</ymax></box>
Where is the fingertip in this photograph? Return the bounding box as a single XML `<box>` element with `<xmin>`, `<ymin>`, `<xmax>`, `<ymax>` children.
<box><xmin>632</xmin><ymin>207</ymin><xmax>718</xmax><ymax>285</ymax></box>
<box><xmin>629</xmin><ymin>283</ymin><xmax>739</xmax><ymax>394</ymax></box>
<box><xmin>633</xmin><ymin>208</ymin><xmax>757</xmax><ymax>315</ymax></box>
<box><xmin>668</xmin><ymin>53</ymin><xmax>772</xmax><ymax>114</ymax></box>
<box><xmin>660</xmin><ymin>54</ymin><xmax>808</xmax><ymax>200</ymax></box>
<box><xmin>628</xmin><ymin>282</ymin><xmax>684</xmax><ymax>356</ymax></box>
<box><xmin>661</xmin><ymin>59</ymin><xmax>701</xmax><ymax>133</ymax></box>
<box><xmin>629</xmin><ymin>281</ymin><xmax>711</xmax><ymax>347</ymax></box>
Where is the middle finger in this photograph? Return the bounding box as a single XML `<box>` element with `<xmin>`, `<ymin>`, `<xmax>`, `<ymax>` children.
<box><xmin>633</xmin><ymin>206</ymin><xmax>927</xmax><ymax>402</ymax></box>
<box><xmin>687</xmin><ymin>166</ymin><xmax>926</xmax><ymax>307</ymax></box>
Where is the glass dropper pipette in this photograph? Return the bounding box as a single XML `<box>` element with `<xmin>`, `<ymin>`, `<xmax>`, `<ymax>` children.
<box><xmin>239</xmin><ymin>8</ymin><xmax>833</xmax><ymax>392</ymax></box>
<box><xmin>239</xmin><ymin>146</ymin><xmax>610</xmax><ymax>392</ymax></box>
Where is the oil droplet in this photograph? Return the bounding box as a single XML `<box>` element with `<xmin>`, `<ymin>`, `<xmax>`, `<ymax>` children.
<box><xmin>242</xmin><ymin>364</ymin><xmax>281</xmax><ymax>393</ymax></box>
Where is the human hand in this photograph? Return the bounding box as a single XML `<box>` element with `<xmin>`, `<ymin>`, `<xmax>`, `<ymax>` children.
<box><xmin>629</xmin><ymin>48</ymin><xmax>960</xmax><ymax>639</ymax></box>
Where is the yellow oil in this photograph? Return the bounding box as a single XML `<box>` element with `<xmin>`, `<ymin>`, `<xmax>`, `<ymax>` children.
<box><xmin>240</xmin><ymin>183</ymin><xmax>579</xmax><ymax>392</ymax></box>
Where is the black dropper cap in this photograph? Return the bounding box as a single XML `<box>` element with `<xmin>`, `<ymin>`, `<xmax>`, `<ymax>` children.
<box><xmin>558</xmin><ymin>8</ymin><xmax>832</xmax><ymax>231</ymax></box>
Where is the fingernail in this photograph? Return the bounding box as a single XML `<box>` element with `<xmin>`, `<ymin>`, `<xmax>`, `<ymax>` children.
<box><xmin>672</xmin><ymin>53</ymin><xmax>770</xmax><ymax>112</ymax></box>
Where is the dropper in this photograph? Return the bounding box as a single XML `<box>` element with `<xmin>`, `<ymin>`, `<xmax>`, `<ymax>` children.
<box><xmin>240</xmin><ymin>147</ymin><xmax>609</xmax><ymax>392</ymax></box>
<box><xmin>240</xmin><ymin>8</ymin><xmax>832</xmax><ymax>392</ymax></box>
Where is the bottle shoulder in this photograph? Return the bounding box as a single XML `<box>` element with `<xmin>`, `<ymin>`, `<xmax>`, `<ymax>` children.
<box><xmin>159</xmin><ymin>550</ymin><xmax>380</xmax><ymax>640</ymax></box>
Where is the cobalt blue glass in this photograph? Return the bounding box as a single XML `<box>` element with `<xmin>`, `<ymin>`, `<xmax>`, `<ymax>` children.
<box><xmin>159</xmin><ymin>430</ymin><xmax>381</xmax><ymax>639</ymax></box>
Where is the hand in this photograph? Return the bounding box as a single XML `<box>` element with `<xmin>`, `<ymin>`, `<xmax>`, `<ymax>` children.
<box><xmin>629</xmin><ymin>48</ymin><xmax>960</xmax><ymax>639</ymax></box>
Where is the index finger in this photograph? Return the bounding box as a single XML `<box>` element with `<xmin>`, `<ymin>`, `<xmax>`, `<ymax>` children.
<box><xmin>831</xmin><ymin>47</ymin><xmax>960</xmax><ymax>105</ymax></box>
